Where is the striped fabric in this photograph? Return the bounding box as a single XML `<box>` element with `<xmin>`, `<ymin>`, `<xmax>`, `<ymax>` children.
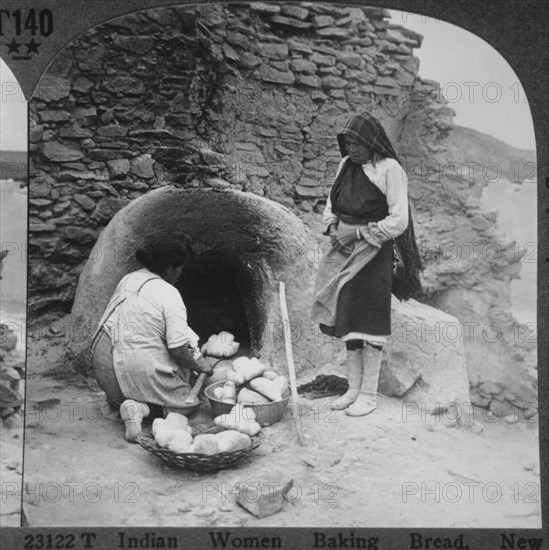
<box><xmin>336</xmin><ymin>112</ymin><xmax>399</xmax><ymax>161</ymax></box>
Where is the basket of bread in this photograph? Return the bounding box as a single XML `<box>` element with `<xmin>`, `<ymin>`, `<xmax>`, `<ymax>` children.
<box><xmin>136</xmin><ymin>410</ymin><xmax>264</xmax><ymax>471</ymax></box>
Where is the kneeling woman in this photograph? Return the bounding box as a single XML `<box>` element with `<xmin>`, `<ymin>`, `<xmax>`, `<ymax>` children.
<box><xmin>90</xmin><ymin>235</ymin><xmax>213</xmax><ymax>441</ymax></box>
<box><xmin>312</xmin><ymin>112</ymin><xmax>422</xmax><ymax>416</ymax></box>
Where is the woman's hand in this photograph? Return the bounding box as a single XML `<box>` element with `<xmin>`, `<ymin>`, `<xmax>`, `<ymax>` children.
<box><xmin>196</xmin><ymin>359</ymin><xmax>214</xmax><ymax>376</ymax></box>
<box><xmin>169</xmin><ymin>345</ymin><xmax>213</xmax><ymax>375</ymax></box>
<box><xmin>330</xmin><ymin>227</ymin><xmax>359</xmax><ymax>256</ymax></box>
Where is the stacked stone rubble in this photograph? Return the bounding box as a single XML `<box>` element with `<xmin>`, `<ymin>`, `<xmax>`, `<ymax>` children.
<box><xmin>0</xmin><ymin>324</ymin><xmax>24</xmax><ymax>423</ymax></box>
<box><xmin>28</xmin><ymin>3</ymin><xmax>426</xmax><ymax>312</ymax></box>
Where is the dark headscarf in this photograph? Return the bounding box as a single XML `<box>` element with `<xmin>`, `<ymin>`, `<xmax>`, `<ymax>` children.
<box><xmin>337</xmin><ymin>112</ymin><xmax>400</xmax><ymax>162</ymax></box>
<box><xmin>334</xmin><ymin>112</ymin><xmax>424</xmax><ymax>301</ymax></box>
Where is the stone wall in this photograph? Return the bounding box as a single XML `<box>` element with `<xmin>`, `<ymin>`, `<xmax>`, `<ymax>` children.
<box><xmin>28</xmin><ymin>2</ymin><xmax>536</xmax><ymax>415</ymax></box>
<box><xmin>0</xmin><ymin>324</ymin><xmax>24</xmax><ymax>425</ymax></box>
<box><xmin>28</xmin><ymin>3</ymin><xmax>426</xmax><ymax>311</ymax></box>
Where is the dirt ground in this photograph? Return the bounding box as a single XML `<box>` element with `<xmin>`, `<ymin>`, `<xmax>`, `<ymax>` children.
<box><xmin>21</xmin><ymin>323</ymin><xmax>541</xmax><ymax>529</ymax></box>
<box><xmin>0</xmin><ymin>422</ymin><xmax>23</xmax><ymax>527</ymax></box>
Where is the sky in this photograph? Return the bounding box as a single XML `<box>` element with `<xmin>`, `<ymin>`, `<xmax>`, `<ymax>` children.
<box><xmin>388</xmin><ymin>9</ymin><xmax>536</xmax><ymax>151</ymax></box>
<box><xmin>0</xmin><ymin>7</ymin><xmax>537</xmax><ymax>152</ymax></box>
<box><xmin>0</xmin><ymin>61</ymin><xmax>27</xmax><ymax>152</ymax></box>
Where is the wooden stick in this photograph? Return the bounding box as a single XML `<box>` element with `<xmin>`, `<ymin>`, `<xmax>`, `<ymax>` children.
<box><xmin>184</xmin><ymin>372</ymin><xmax>207</xmax><ymax>405</ymax></box>
<box><xmin>279</xmin><ymin>281</ymin><xmax>305</xmax><ymax>447</ymax></box>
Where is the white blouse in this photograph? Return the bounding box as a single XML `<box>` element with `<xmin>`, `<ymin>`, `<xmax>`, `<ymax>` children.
<box><xmin>101</xmin><ymin>268</ymin><xmax>200</xmax><ymax>397</ymax></box>
<box><xmin>323</xmin><ymin>156</ymin><xmax>409</xmax><ymax>240</ymax></box>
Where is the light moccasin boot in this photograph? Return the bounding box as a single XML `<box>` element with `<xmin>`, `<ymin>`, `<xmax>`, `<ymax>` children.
<box><xmin>328</xmin><ymin>348</ymin><xmax>364</xmax><ymax>410</ymax></box>
<box><xmin>346</xmin><ymin>344</ymin><xmax>383</xmax><ymax>416</ymax></box>
<box><xmin>120</xmin><ymin>400</ymin><xmax>150</xmax><ymax>442</ymax></box>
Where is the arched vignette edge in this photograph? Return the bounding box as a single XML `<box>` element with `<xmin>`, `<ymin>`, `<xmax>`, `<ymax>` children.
<box><xmin>1</xmin><ymin>0</ymin><xmax>548</xmax><ymax>528</ymax></box>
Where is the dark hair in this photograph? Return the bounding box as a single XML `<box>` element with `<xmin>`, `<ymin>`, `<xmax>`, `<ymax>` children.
<box><xmin>135</xmin><ymin>234</ymin><xmax>196</xmax><ymax>275</ymax></box>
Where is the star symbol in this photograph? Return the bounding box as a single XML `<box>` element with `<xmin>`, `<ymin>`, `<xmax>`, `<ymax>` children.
<box><xmin>25</xmin><ymin>38</ymin><xmax>41</xmax><ymax>55</ymax></box>
<box><xmin>6</xmin><ymin>38</ymin><xmax>21</xmax><ymax>54</ymax></box>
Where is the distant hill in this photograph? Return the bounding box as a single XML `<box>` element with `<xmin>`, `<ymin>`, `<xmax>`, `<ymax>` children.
<box><xmin>0</xmin><ymin>150</ymin><xmax>27</xmax><ymax>182</ymax></box>
<box><xmin>439</xmin><ymin>126</ymin><xmax>537</xmax><ymax>185</ymax></box>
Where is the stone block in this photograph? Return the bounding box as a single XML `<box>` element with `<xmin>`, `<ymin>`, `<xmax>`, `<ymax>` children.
<box><xmin>376</xmin><ymin>76</ymin><xmax>400</xmax><ymax>88</ymax></box>
<box><xmin>72</xmin><ymin>77</ymin><xmax>95</xmax><ymax>94</ymax></box>
<box><xmin>38</xmin><ymin>110</ymin><xmax>71</xmax><ymax>123</ymax></box>
<box><xmin>113</xmin><ymin>36</ymin><xmax>155</xmax><ymax>54</ymax></box>
<box><xmin>238</xmin><ymin>53</ymin><xmax>261</xmax><ymax>69</ymax></box>
<box><xmin>42</xmin><ymin>142</ymin><xmax>84</xmax><ymax>162</ymax></box>
<box><xmin>361</xmin><ymin>7</ymin><xmax>391</xmax><ymax>18</ymax></box>
<box><xmin>288</xmin><ymin>40</ymin><xmax>313</xmax><ymax>54</ymax></box>
<box><xmin>0</xmin><ymin>367</ymin><xmax>21</xmax><ymax>383</ymax></box>
<box><xmin>92</xmin><ymin>197</ymin><xmax>128</xmax><ymax>224</ymax></box>
<box><xmin>103</xmin><ymin>77</ymin><xmax>145</xmax><ymax>95</ymax></box>
<box><xmin>380</xmin><ymin>298</ymin><xmax>470</xmax><ymax>412</ymax></box>
<box><xmin>222</xmin><ymin>44</ymin><xmax>239</xmax><ymax>62</ymax></box>
<box><xmin>75</xmin><ymin>44</ymin><xmax>105</xmax><ymax>71</ymax></box>
<box><xmin>313</xmin><ymin>15</ymin><xmax>335</xmax><ymax>27</ymax></box>
<box><xmin>336</xmin><ymin>52</ymin><xmax>363</xmax><ymax>69</ymax></box>
<box><xmin>271</xmin><ymin>60</ymin><xmax>290</xmax><ymax>72</ymax></box>
<box><xmin>129</xmin><ymin>128</ymin><xmax>180</xmax><ymax>140</ymax></box>
<box><xmin>471</xmin><ymin>214</ymin><xmax>492</xmax><ymax>232</ymax></box>
<box><xmin>34</xmin><ymin>76</ymin><xmax>71</xmax><ymax>102</ymax></box>
<box><xmin>89</xmin><ymin>149</ymin><xmax>132</xmax><ymax>162</ymax></box>
<box><xmin>269</xmin><ymin>15</ymin><xmax>312</xmax><ymax>29</ymax></box>
<box><xmin>74</xmin><ymin>105</ymin><xmax>98</xmax><ymax>125</ymax></box>
<box><xmin>296</xmin><ymin>184</ymin><xmax>323</xmax><ymax>197</ymax></box>
<box><xmin>0</xmin><ymin>326</ymin><xmax>18</xmax><ymax>352</ymax></box>
<box><xmin>373</xmin><ymin>85</ymin><xmax>400</xmax><ymax>96</ymax></box>
<box><xmin>281</xmin><ymin>5</ymin><xmax>308</xmax><ymax>20</ymax></box>
<box><xmin>321</xmin><ymin>76</ymin><xmax>347</xmax><ymax>89</ymax></box>
<box><xmin>257</xmin><ymin>42</ymin><xmax>289</xmax><ymax>60</ymax></box>
<box><xmin>237</xmin><ymin>474</ymin><xmax>294</xmax><ymax>518</ymax></box>
<box><xmin>97</xmin><ymin>125</ymin><xmax>128</xmax><ymax>138</ymax></box>
<box><xmin>29</xmin><ymin>198</ymin><xmax>53</xmax><ymax>208</ymax></box>
<box><xmin>259</xmin><ymin>65</ymin><xmax>295</xmax><ymax>86</ymax></box>
<box><xmin>399</xmin><ymin>27</ymin><xmax>424</xmax><ymax>48</ymax></box>
<box><xmin>298</xmin><ymin>177</ymin><xmax>321</xmax><ymax>188</ymax></box>
<box><xmin>315</xmin><ymin>27</ymin><xmax>352</xmax><ymax>39</ymax></box>
<box><xmin>130</xmin><ymin>154</ymin><xmax>154</xmax><ymax>179</ymax></box>
<box><xmin>30</xmin><ymin>223</ymin><xmax>56</xmax><ymax>232</ymax></box>
<box><xmin>249</xmin><ymin>2</ymin><xmax>281</xmax><ymax>14</ymax></box>
<box><xmin>59</xmin><ymin>125</ymin><xmax>93</xmax><ymax>138</ymax></box>
<box><xmin>30</xmin><ymin>125</ymin><xmax>44</xmax><ymax>143</ymax></box>
<box><xmin>289</xmin><ymin>59</ymin><xmax>317</xmax><ymax>74</ymax></box>
<box><xmin>200</xmin><ymin>148</ymin><xmax>226</xmax><ymax>165</ymax></box>
<box><xmin>205</xmin><ymin>177</ymin><xmax>231</xmax><ymax>189</ymax></box>
<box><xmin>227</xmin><ymin>31</ymin><xmax>250</xmax><ymax>50</ymax></box>
<box><xmin>106</xmin><ymin>158</ymin><xmax>130</xmax><ymax>178</ymax></box>
<box><xmin>124</xmin><ymin>180</ymin><xmax>150</xmax><ymax>191</ymax></box>
<box><xmin>311</xmin><ymin>52</ymin><xmax>336</xmax><ymax>67</ymax></box>
<box><xmin>344</xmin><ymin>69</ymin><xmax>364</xmax><ymax>80</ymax></box>
<box><xmin>295</xmin><ymin>75</ymin><xmax>321</xmax><ymax>88</ymax></box>
<box><xmin>73</xmin><ymin>194</ymin><xmax>96</xmax><ymax>211</ymax></box>
<box><xmin>63</xmin><ymin>226</ymin><xmax>98</xmax><ymax>245</ymax></box>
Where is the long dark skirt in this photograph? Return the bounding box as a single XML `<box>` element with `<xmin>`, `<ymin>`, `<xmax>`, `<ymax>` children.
<box><xmin>320</xmin><ymin>240</ymin><xmax>393</xmax><ymax>337</ymax></box>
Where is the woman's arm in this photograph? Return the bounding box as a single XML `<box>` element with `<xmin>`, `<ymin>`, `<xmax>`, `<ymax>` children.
<box><xmin>322</xmin><ymin>158</ymin><xmax>347</xmax><ymax>235</ymax></box>
<box><xmin>168</xmin><ymin>346</ymin><xmax>213</xmax><ymax>375</ymax></box>
<box><xmin>323</xmin><ymin>194</ymin><xmax>339</xmax><ymax>235</ymax></box>
<box><xmin>160</xmin><ymin>284</ymin><xmax>213</xmax><ymax>374</ymax></box>
<box><xmin>371</xmin><ymin>159</ymin><xmax>409</xmax><ymax>241</ymax></box>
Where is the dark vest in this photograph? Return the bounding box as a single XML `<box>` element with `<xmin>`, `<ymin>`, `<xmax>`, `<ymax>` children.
<box><xmin>330</xmin><ymin>159</ymin><xmax>388</xmax><ymax>222</ymax></box>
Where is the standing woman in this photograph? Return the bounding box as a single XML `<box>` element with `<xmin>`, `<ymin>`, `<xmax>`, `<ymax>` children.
<box><xmin>312</xmin><ymin>112</ymin><xmax>422</xmax><ymax>416</ymax></box>
<box><xmin>90</xmin><ymin>234</ymin><xmax>213</xmax><ymax>441</ymax></box>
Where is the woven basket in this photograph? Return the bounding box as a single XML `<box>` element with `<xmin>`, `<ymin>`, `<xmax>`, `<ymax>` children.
<box><xmin>136</xmin><ymin>429</ymin><xmax>264</xmax><ymax>472</ymax></box>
